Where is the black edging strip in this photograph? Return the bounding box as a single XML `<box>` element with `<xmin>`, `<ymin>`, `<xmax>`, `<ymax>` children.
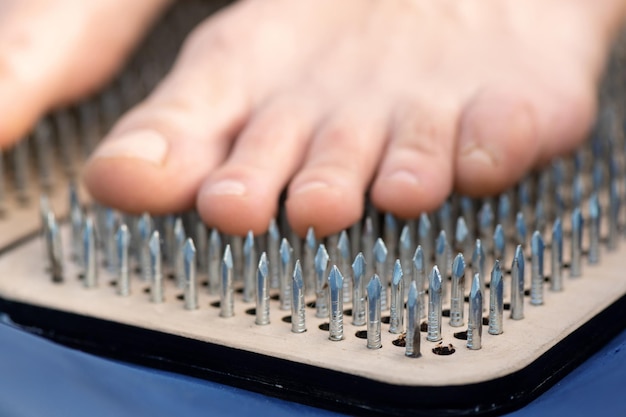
<box><xmin>1</xmin><ymin>294</ymin><xmax>625</xmax><ymax>417</ymax></box>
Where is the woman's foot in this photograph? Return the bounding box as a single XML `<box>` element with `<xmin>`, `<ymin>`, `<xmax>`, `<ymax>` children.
<box><xmin>82</xmin><ymin>0</ymin><xmax>626</xmax><ymax>236</ymax></box>
<box><xmin>0</xmin><ymin>0</ymin><xmax>171</xmax><ymax>147</ymax></box>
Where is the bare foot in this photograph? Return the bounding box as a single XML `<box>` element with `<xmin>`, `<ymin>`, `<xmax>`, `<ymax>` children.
<box><xmin>83</xmin><ymin>0</ymin><xmax>626</xmax><ymax>236</ymax></box>
<box><xmin>0</xmin><ymin>0</ymin><xmax>171</xmax><ymax>147</ymax></box>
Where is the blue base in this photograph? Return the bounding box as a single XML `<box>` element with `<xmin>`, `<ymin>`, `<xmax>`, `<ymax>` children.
<box><xmin>0</xmin><ymin>322</ymin><xmax>624</xmax><ymax>417</ymax></box>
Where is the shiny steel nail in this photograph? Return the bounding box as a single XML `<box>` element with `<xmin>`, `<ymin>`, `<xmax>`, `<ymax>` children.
<box><xmin>405</xmin><ymin>281</ymin><xmax>421</xmax><ymax>358</ymax></box>
<box><xmin>338</xmin><ymin>230</ymin><xmax>352</xmax><ymax>303</ymax></box>
<box><xmin>488</xmin><ymin>261</ymin><xmax>503</xmax><ymax>335</ymax></box>
<box><xmin>366</xmin><ymin>275</ymin><xmax>382</xmax><ymax>349</ymax></box>
<box><xmin>515</xmin><ymin>211</ymin><xmax>527</xmax><ymax>247</ymax></box>
<box><xmin>208</xmin><ymin>229</ymin><xmax>222</xmax><ymax>295</ymax></box>
<box><xmin>116</xmin><ymin>224</ymin><xmax>131</xmax><ymax>296</ymax></box>
<box><xmin>220</xmin><ymin>245</ymin><xmax>235</xmax><ymax>318</ymax></box>
<box><xmin>149</xmin><ymin>231</ymin><xmax>164</xmax><ymax>303</ymax></box>
<box><xmin>267</xmin><ymin>219</ymin><xmax>280</xmax><ymax>289</ymax></box>
<box><xmin>256</xmin><ymin>253</ymin><xmax>270</xmax><ymax>325</ymax></box>
<box><xmin>104</xmin><ymin>208</ymin><xmax>118</xmax><ymax>273</ymax></box>
<box><xmin>510</xmin><ymin>245</ymin><xmax>525</xmax><ymax>320</ymax></box>
<box><xmin>352</xmin><ymin>252</ymin><xmax>366</xmax><ymax>326</ymax></box>
<box><xmin>328</xmin><ymin>266</ymin><xmax>344</xmax><ymax>341</ymax></box>
<box><xmin>455</xmin><ymin>216</ymin><xmax>470</xmax><ymax>259</ymax></box>
<box><xmin>435</xmin><ymin>230</ymin><xmax>448</xmax><ymax>284</ymax></box>
<box><xmin>608</xmin><ymin>180</ymin><xmax>620</xmax><ymax>250</ymax></box>
<box><xmin>304</xmin><ymin>227</ymin><xmax>317</xmax><ymax>295</ymax></box>
<box><xmin>137</xmin><ymin>213</ymin><xmax>153</xmax><ymax>282</ymax></box>
<box><xmin>279</xmin><ymin>238</ymin><xmax>293</xmax><ymax>311</ymax></box>
<box><xmin>399</xmin><ymin>225</ymin><xmax>413</xmax><ymax>288</ymax></box>
<box><xmin>314</xmin><ymin>244</ymin><xmax>330</xmax><ymax>318</ymax></box>
<box><xmin>69</xmin><ymin>183</ymin><xmax>84</xmax><ymax>264</ymax></box>
<box><xmin>373</xmin><ymin>238</ymin><xmax>389</xmax><ymax>310</ymax></box>
<box><xmin>291</xmin><ymin>260</ymin><xmax>306</xmax><ymax>332</ymax></box>
<box><xmin>427</xmin><ymin>266</ymin><xmax>443</xmax><ymax>342</ymax></box>
<box><xmin>450</xmin><ymin>253</ymin><xmax>465</xmax><ymax>327</ymax></box>
<box><xmin>472</xmin><ymin>239</ymin><xmax>486</xmax><ymax>292</ymax></box>
<box><xmin>467</xmin><ymin>273</ymin><xmax>483</xmax><ymax>350</ymax></box>
<box><xmin>243</xmin><ymin>231</ymin><xmax>256</xmax><ymax>302</ymax></box>
<box><xmin>551</xmin><ymin>218</ymin><xmax>563</xmax><ymax>292</ymax></box>
<box><xmin>174</xmin><ymin>218</ymin><xmax>186</xmax><ymax>288</ymax></box>
<box><xmin>413</xmin><ymin>246</ymin><xmax>427</xmax><ymax>320</ymax></box>
<box><xmin>389</xmin><ymin>260</ymin><xmax>404</xmax><ymax>334</ymax></box>
<box><xmin>183</xmin><ymin>238</ymin><xmax>198</xmax><ymax>310</ymax></box>
<box><xmin>588</xmin><ymin>193</ymin><xmax>601</xmax><ymax>264</ymax></box>
<box><xmin>570</xmin><ymin>207</ymin><xmax>584</xmax><ymax>278</ymax></box>
<box><xmin>493</xmin><ymin>224</ymin><xmax>506</xmax><ymax>266</ymax></box>
<box><xmin>47</xmin><ymin>212</ymin><xmax>64</xmax><ymax>283</ymax></box>
<box><xmin>530</xmin><ymin>231</ymin><xmax>545</xmax><ymax>306</ymax></box>
<box><xmin>83</xmin><ymin>218</ymin><xmax>97</xmax><ymax>288</ymax></box>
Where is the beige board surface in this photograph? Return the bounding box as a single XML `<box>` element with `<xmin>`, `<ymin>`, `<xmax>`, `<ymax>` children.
<box><xmin>0</xmin><ymin>223</ymin><xmax>623</xmax><ymax>388</ymax></box>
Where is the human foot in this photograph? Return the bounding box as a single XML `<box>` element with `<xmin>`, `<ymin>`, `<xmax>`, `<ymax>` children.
<box><xmin>0</xmin><ymin>0</ymin><xmax>171</xmax><ymax>147</ymax></box>
<box><xmin>83</xmin><ymin>0</ymin><xmax>626</xmax><ymax>237</ymax></box>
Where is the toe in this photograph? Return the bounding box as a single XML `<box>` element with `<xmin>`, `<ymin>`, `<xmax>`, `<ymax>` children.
<box><xmin>455</xmin><ymin>82</ymin><xmax>596</xmax><ymax>195</ymax></box>
<box><xmin>286</xmin><ymin>100</ymin><xmax>390</xmax><ymax>236</ymax></box>
<box><xmin>197</xmin><ymin>96</ymin><xmax>318</xmax><ymax>235</ymax></box>
<box><xmin>370</xmin><ymin>100</ymin><xmax>459</xmax><ymax>218</ymax></box>
<box><xmin>83</xmin><ymin>20</ymin><xmax>250</xmax><ymax>214</ymax></box>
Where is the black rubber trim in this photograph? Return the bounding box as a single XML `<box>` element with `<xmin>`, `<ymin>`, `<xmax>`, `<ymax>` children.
<box><xmin>1</xmin><ymin>294</ymin><xmax>625</xmax><ymax>416</ymax></box>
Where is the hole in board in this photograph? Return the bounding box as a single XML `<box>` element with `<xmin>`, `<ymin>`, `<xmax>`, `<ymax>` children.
<box><xmin>355</xmin><ymin>330</ymin><xmax>368</xmax><ymax>339</ymax></box>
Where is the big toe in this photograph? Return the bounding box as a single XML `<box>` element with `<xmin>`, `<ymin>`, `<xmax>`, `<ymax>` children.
<box><xmin>83</xmin><ymin>20</ymin><xmax>250</xmax><ymax>214</ymax></box>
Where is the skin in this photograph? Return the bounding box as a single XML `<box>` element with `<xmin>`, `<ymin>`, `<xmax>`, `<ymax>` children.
<box><xmin>1</xmin><ymin>0</ymin><xmax>626</xmax><ymax>237</ymax></box>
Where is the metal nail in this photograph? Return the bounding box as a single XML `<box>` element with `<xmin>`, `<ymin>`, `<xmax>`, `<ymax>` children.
<box><xmin>405</xmin><ymin>281</ymin><xmax>421</xmax><ymax>358</ymax></box>
<box><xmin>338</xmin><ymin>230</ymin><xmax>352</xmax><ymax>303</ymax></box>
<box><xmin>328</xmin><ymin>265</ymin><xmax>344</xmax><ymax>341</ymax></box>
<box><xmin>351</xmin><ymin>252</ymin><xmax>366</xmax><ymax>326</ymax></box>
<box><xmin>314</xmin><ymin>244</ymin><xmax>330</xmax><ymax>318</ymax></box>
<box><xmin>116</xmin><ymin>224</ymin><xmax>131</xmax><ymax>296</ymax></box>
<box><xmin>268</xmin><ymin>219</ymin><xmax>280</xmax><ymax>289</ymax></box>
<box><xmin>207</xmin><ymin>229</ymin><xmax>222</xmax><ymax>294</ymax></box>
<box><xmin>373</xmin><ymin>238</ymin><xmax>389</xmax><ymax>310</ymax></box>
<box><xmin>83</xmin><ymin>218</ymin><xmax>97</xmax><ymax>288</ymax></box>
<box><xmin>183</xmin><ymin>238</ymin><xmax>198</xmax><ymax>310</ymax></box>
<box><xmin>389</xmin><ymin>260</ymin><xmax>404</xmax><ymax>334</ymax></box>
<box><xmin>530</xmin><ymin>231</ymin><xmax>545</xmax><ymax>306</ymax></box>
<box><xmin>279</xmin><ymin>238</ymin><xmax>293</xmax><ymax>311</ymax></box>
<box><xmin>149</xmin><ymin>231</ymin><xmax>164</xmax><ymax>303</ymax></box>
<box><xmin>588</xmin><ymin>193</ymin><xmax>601</xmax><ymax>264</ymax></box>
<box><xmin>510</xmin><ymin>245</ymin><xmax>525</xmax><ymax>320</ymax></box>
<box><xmin>366</xmin><ymin>275</ymin><xmax>382</xmax><ymax>349</ymax></box>
<box><xmin>220</xmin><ymin>245</ymin><xmax>235</xmax><ymax>318</ymax></box>
<box><xmin>243</xmin><ymin>231</ymin><xmax>256</xmax><ymax>303</ymax></box>
<box><xmin>450</xmin><ymin>253</ymin><xmax>465</xmax><ymax>327</ymax></box>
<box><xmin>467</xmin><ymin>273</ymin><xmax>482</xmax><ymax>350</ymax></box>
<box><xmin>551</xmin><ymin>218</ymin><xmax>563</xmax><ymax>292</ymax></box>
<box><xmin>570</xmin><ymin>207</ymin><xmax>584</xmax><ymax>278</ymax></box>
<box><xmin>413</xmin><ymin>246</ymin><xmax>427</xmax><ymax>320</ymax></box>
<box><xmin>291</xmin><ymin>260</ymin><xmax>306</xmax><ymax>333</ymax></box>
<box><xmin>399</xmin><ymin>225</ymin><xmax>413</xmax><ymax>288</ymax></box>
<box><xmin>488</xmin><ymin>261</ymin><xmax>503</xmax><ymax>335</ymax></box>
<box><xmin>256</xmin><ymin>253</ymin><xmax>270</xmax><ymax>325</ymax></box>
<box><xmin>427</xmin><ymin>266</ymin><xmax>443</xmax><ymax>342</ymax></box>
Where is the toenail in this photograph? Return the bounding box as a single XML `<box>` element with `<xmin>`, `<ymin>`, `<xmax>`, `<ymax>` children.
<box><xmin>91</xmin><ymin>130</ymin><xmax>168</xmax><ymax>165</ymax></box>
<box><xmin>204</xmin><ymin>180</ymin><xmax>248</xmax><ymax>197</ymax></box>
<box><xmin>459</xmin><ymin>144</ymin><xmax>498</xmax><ymax>168</ymax></box>
<box><xmin>291</xmin><ymin>181</ymin><xmax>330</xmax><ymax>196</ymax></box>
<box><xmin>385</xmin><ymin>170</ymin><xmax>420</xmax><ymax>186</ymax></box>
